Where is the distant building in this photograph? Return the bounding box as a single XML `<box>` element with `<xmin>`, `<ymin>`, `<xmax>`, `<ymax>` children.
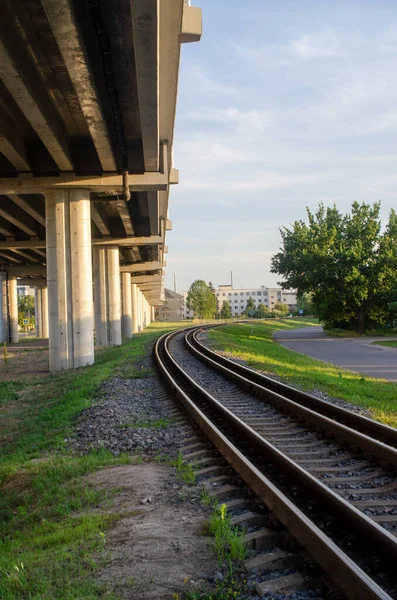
<box><xmin>156</xmin><ymin>288</ymin><xmax>184</xmax><ymax>321</ymax></box>
<box><xmin>182</xmin><ymin>284</ymin><xmax>297</xmax><ymax>319</ymax></box>
<box><xmin>17</xmin><ymin>285</ymin><xmax>35</xmax><ymax>297</ymax></box>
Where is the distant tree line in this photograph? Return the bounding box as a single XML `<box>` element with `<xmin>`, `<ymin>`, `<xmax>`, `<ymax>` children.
<box><xmin>271</xmin><ymin>201</ymin><xmax>397</xmax><ymax>333</ymax></box>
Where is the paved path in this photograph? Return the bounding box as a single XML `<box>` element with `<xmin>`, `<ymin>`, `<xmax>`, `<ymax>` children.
<box><xmin>274</xmin><ymin>326</ymin><xmax>397</xmax><ymax>382</ymax></box>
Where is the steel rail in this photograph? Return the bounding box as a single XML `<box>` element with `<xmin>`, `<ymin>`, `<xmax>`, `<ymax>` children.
<box><xmin>186</xmin><ymin>328</ymin><xmax>397</xmax><ymax>467</ymax></box>
<box><xmin>190</xmin><ymin>326</ymin><xmax>397</xmax><ymax>447</ymax></box>
<box><xmin>154</xmin><ymin>328</ymin><xmax>394</xmax><ymax>600</ymax></box>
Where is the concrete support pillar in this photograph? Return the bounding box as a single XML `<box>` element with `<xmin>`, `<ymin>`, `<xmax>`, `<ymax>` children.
<box><xmin>151</xmin><ymin>305</ymin><xmax>155</xmax><ymax>323</ymax></box>
<box><xmin>35</xmin><ymin>287</ymin><xmax>43</xmax><ymax>338</ymax></box>
<box><xmin>0</xmin><ymin>272</ymin><xmax>7</xmax><ymax>343</ymax></box>
<box><xmin>42</xmin><ymin>287</ymin><xmax>49</xmax><ymax>339</ymax></box>
<box><xmin>121</xmin><ymin>272</ymin><xmax>132</xmax><ymax>338</ymax></box>
<box><xmin>46</xmin><ymin>189</ymin><xmax>94</xmax><ymax>371</ymax></box>
<box><xmin>8</xmin><ymin>276</ymin><xmax>18</xmax><ymax>343</ymax></box>
<box><xmin>143</xmin><ymin>296</ymin><xmax>148</xmax><ymax>328</ymax></box>
<box><xmin>106</xmin><ymin>246</ymin><xmax>122</xmax><ymax>346</ymax></box>
<box><xmin>137</xmin><ymin>288</ymin><xmax>142</xmax><ymax>331</ymax></box>
<box><xmin>93</xmin><ymin>247</ymin><xmax>108</xmax><ymax>346</ymax></box>
<box><xmin>131</xmin><ymin>283</ymin><xmax>138</xmax><ymax>334</ymax></box>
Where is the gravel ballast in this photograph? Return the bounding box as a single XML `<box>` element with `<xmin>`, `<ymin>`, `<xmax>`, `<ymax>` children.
<box><xmin>68</xmin><ymin>357</ymin><xmax>184</xmax><ymax>457</ymax></box>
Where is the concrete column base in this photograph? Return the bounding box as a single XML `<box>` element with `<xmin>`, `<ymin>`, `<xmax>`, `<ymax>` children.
<box><xmin>42</xmin><ymin>287</ymin><xmax>49</xmax><ymax>339</ymax></box>
<box><xmin>131</xmin><ymin>283</ymin><xmax>138</xmax><ymax>334</ymax></box>
<box><xmin>122</xmin><ymin>272</ymin><xmax>132</xmax><ymax>338</ymax></box>
<box><xmin>8</xmin><ymin>276</ymin><xmax>18</xmax><ymax>343</ymax></box>
<box><xmin>35</xmin><ymin>287</ymin><xmax>43</xmax><ymax>338</ymax></box>
<box><xmin>46</xmin><ymin>189</ymin><xmax>94</xmax><ymax>371</ymax></box>
<box><xmin>106</xmin><ymin>246</ymin><xmax>122</xmax><ymax>346</ymax></box>
<box><xmin>93</xmin><ymin>247</ymin><xmax>108</xmax><ymax>346</ymax></box>
<box><xmin>0</xmin><ymin>272</ymin><xmax>7</xmax><ymax>343</ymax></box>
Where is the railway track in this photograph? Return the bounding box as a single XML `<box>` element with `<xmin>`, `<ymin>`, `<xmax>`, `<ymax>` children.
<box><xmin>154</xmin><ymin>325</ymin><xmax>397</xmax><ymax>599</ymax></box>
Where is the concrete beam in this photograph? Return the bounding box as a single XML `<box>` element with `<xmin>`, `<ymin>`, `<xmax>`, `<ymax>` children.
<box><xmin>0</xmin><ymin>39</ymin><xmax>73</xmax><ymax>171</ymax></box>
<box><xmin>8</xmin><ymin>248</ymin><xmax>41</xmax><ymax>263</ymax></box>
<box><xmin>91</xmin><ymin>202</ymin><xmax>110</xmax><ymax>236</ymax></box>
<box><xmin>0</xmin><ymin>235</ymin><xmax>163</xmax><ymax>250</ymax></box>
<box><xmin>147</xmin><ymin>191</ymin><xmax>159</xmax><ymax>235</ymax></box>
<box><xmin>120</xmin><ymin>261</ymin><xmax>162</xmax><ymax>273</ymax></box>
<box><xmin>7</xmin><ymin>266</ymin><xmax>46</xmax><ymax>276</ymax></box>
<box><xmin>33</xmin><ymin>249</ymin><xmax>46</xmax><ymax>259</ymax></box>
<box><xmin>41</xmin><ymin>0</ymin><xmax>117</xmax><ymax>172</ymax></box>
<box><xmin>0</xmin><ymin>206</ymin><xmax>37</xmax><ymax>236</ymax></box>
<box><xmin>7</xmin><ymin>195</ymin><xmax>45</xmax><ymax>226</ymax></box>
<box><xmin>0</xmin><ymin>170</ymin><xmax>169</xmax><ymax>195</ymax></box>
<box><xmin>0</xmin><ymin>251</ymin><xmax>22</xmax><ymax>264</ymax></box>
<box><xmin>112</xmin><ymin>200</ymin><xmax>134</xmax><ymax>235</ymax></box>
<box><xmin>130</xmin><ymin>274</ymin><xmax>162</xmax><ymax>284</ymax></box>
<box><xmin>16</xmin><ymin>278</ymin><xmax>47</xmax><ymax>287</ymax></box>
<box><xmin>0</xmin><ymin>111</ymin><xmax>31</xmax><ymax>171</ymax></box>
<box><xmin>0</xmin><ymin>222</ymin><xmax>13</xmax><ymax>237</ymax></box>
<box><xmin>131</xmin><ymin>0</ymin><xmax>159</xmax><ymax>172</ymax></box>
<box><xmin>92</xmin><ymin>236</ymin><xmax>162</xmax><ymax>247</ymax></box>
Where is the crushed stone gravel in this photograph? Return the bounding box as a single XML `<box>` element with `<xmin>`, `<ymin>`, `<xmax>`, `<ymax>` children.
<box><xmin>67</xmin><ymin>355</ymin><xmax>185</xmax><ymax>457</ymax></box>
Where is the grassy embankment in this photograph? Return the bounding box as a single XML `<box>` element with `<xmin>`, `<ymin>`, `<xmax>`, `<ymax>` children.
<box><xmin>0</xmin><ymin>323</ymin><xmax>183</xmax><ymax>600</ymax></box>
<box><xmin>373</xmin><ymin>341</ymin><xmax>397</xmax><ymax>349</ymax></box>
<box><xmin>207</xmin><ymin>320</ymin><xmax>397</xmax><ymax>428</ymax></box>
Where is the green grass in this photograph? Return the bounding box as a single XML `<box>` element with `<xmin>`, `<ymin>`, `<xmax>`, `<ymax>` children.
<box><xmin>325</xmin><ymin>326</ymin><xmax>397</xmax><ymax>337</ymax></box>
<box><xmin>174</xmin><ymin>450</ymin><xmax>197</xmax><ymax>485</ymax></box>
<box><xmin>208</xmin><ymin>320</ymin><xmax>397</xmax><ymax>428</ymax></box>
<box><xmin>0</xmin><ymin>322</ymin><xmax>185</xmax><ymax>600</ymax></box>
<box><xmin>373</xmin><ymin>340</ymin><xmax>397</xmax><ymax>348</ymax></box>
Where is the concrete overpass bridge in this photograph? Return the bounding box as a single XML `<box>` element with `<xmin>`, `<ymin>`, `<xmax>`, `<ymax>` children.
<box><xmin>0</xmin><ymin>0</ymin><xmax>201</xmax><ymax>370</ymax></box>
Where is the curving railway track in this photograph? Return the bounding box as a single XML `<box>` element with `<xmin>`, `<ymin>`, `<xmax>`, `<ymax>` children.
<box><xmin>154</xmin><ymin>324</ymin><xmax>397</xmax><ymax>600</ymax></box>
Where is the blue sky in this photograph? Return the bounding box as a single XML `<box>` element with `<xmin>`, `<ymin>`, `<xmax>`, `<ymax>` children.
<box><xmin>165</xmin><ymin>0</ymin><xmax>397</xmax><ymax>292</ymax></box>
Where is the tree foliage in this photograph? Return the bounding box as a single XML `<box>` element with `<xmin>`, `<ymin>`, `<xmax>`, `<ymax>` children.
<box><xmin>244</xmin><ymin>296</ymin><xmax>255</xmax><ymax>316</ymax></box>
<box><xmin>274</xmin><ymin>302</ymin><xmax>289</xmax><ymax>315</ymax></box>
<box><xmin>296</xmin><ymin>292</ymin><xmax>314</xmax><ymax>315</ymax></box>
<box><xmin>186</xmin><ymin>280</ymin><xmax>217</xmax><ymax>319</ymax></box>
<box><xmin>271</xmin><ymin>202</ymin><xmax>397</xmax><ymax>332</ymax></box>
<box><xmin>208</xmin><ymin>281</ymin><xmax>219</xmax><ymax>317</ymax></box>
<box><xmin>18</xmin><ymin>295</ymin><xmax>35</xmax><ymax>327</ymax></box>
<box><xmin>220</xmin><ymin>299</ymin><xmax>232</xmax><ymax>319</ymax></box>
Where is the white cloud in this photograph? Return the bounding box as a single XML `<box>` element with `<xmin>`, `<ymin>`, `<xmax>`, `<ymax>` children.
<box><xmin>183</xmin><ymin>106</ymin><xmax>274</xmax><ymax>131</ymax></box>
<box><xmin>291</xmin><ymin>33</ymin><xmax>347</xmax><ymax>59</ymax></box>
<box><xmin>180</xmin><ymin>172</ymin><xmax>323</xmax><ymax>193</ymax></box>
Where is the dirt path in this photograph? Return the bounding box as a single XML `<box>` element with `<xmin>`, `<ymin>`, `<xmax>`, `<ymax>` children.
<box><xmin>89</xmin><ymin>464</ymin><xmax>215</xmax><ymax>599</ymax></box>
<box><xmin>0</xmin><ymin>339</ymin><xmax>49</xmax><ymax>380</ymax></box>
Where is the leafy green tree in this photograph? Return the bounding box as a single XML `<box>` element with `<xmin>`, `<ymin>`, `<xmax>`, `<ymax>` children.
<box><xmin>208</xmin><ymin>281</ymin><xmax>219</xmax><ymax>317</ymax></box>
<box><xmin>297</xmin><ymin>292</ymin><xmax>314</xmax><ymax>315</ymax></box>
<box><xmin>271</xmin><ymin>202</ymin><xmax>397</xmax><ymax>333</ymax></box>
<box><xmin>186</xmin><ymin>280</ymin><xmax>217</xmax><ymax>319</ymax></box>
<box><xmin>220</xmin><ymin>300</ymin><xmax>232</xmax><ymax>319</ymax></box>
<box><xmin>244</xmin><ymin>296</ymin><xmax>255</xmax><ymax>316</ymax></box>
<box><xmin>254</xmin><ymin>304</ymin><xmax>271</xmax><ymax>319</ymax></box>
<box><xmin>274</xmin><ymin>302</ymin><xmax>289</xmax><ymax>315</ymax></box>
<box><xmin>18</xmin><ymin>294</ymin><xmax>35</xmax><ymax>327</ymax></box>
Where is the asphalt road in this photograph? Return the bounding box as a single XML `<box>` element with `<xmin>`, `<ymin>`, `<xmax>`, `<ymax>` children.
<box><xmin>274</xmin><ymin>326</ymin><xmax>397</xmax><ymax>382</ymax></box>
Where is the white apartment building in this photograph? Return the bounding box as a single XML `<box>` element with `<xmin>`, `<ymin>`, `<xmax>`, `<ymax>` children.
<box><xmin>183</xmin><ymin>285</ymin><xmax>297</xmax><ymax>319</ymax></box>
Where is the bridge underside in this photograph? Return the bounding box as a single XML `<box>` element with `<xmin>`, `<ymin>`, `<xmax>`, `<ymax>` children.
<box><xmin>0</xmin><ymin>0</ymin><xmax>201</xmax><ymax>369</ymax></box>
